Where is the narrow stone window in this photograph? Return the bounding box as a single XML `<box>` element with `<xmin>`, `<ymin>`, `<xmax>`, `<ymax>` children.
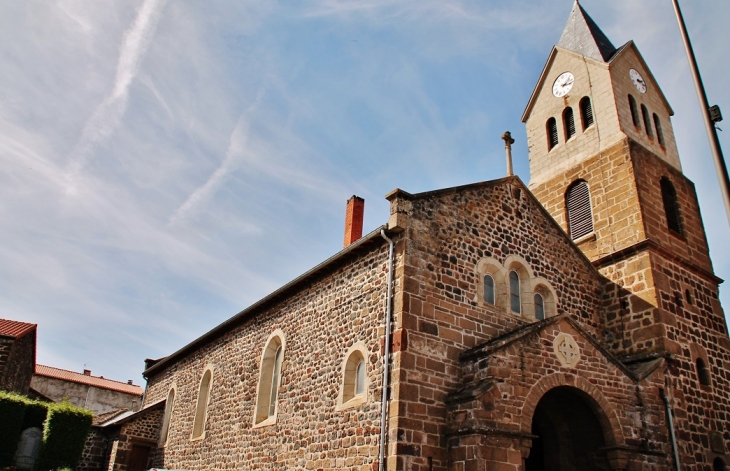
<box><xmin>563</xmin><ymin>107</ymin><xmax>576</xmax><ymax>140</ymax></box>
<box><xmin>660</xmin><ymin>177</ymin><xmax>682</xmax><ymax>234</ymax></box>
<box><xmin>534</xmin><ymin>293</ymin><xmax>545</xmax><ymax>321</ymax></box>
<box><xmin>580</xmin><ymin>97</ymin><xmax>594</xmax><ymax>129</ymax></box>
<box><xmin>547</xmin><ymin>117</ymin><xmax>559</xmax><ymax>150</ymax></box>
<box><xmin>159</xmin><ymin>387</ymin><xmax>176</xmax><ymax>446</ymax></box>
<box><xmin>696</xmin><ymin>358</ymin><xmax>711</xmax><ymax>386</ymax></box>
<box><xmin>254</xmin><ymin>334</ymin><xmax>285</xmax><ymax>425</ymax></box>
<box><xmin>509</xmin><ymin>271</ymin><xmax>521</xmax><ymax>314</ymax></box>
<box><xmin>355</xmin><ymin>360</ymin><xmax>365</xmax><ymax>396</ymax></box>
<box><xmin>339</xmin><ymin>346</ymin><xmax>368</xmax><ymax>408</ymax></box>
<box><xmin>653</xmin><ymin>113</ymin><xmax>665</xmax><ymax>146</ymax></box>
<box><xmin>566</xmin><ymin>180</ymin><xmax>593</xmax><ymax>240</ymax></box>
<box><xmin>192</xmin><ymin>369</ymin><xmax>213</xmax><ymax>439</ymax></box>
<box><xmin>713</xmin><ymin>458</ymin><xmax>727</xmax><ymax>471</ymax></box>
<box><xmin>685</xmin><ymin>289</ymin><xmax>693</xmax><ymax>306</ymax></box>
<box><xmin>641</xmin><ymin>104</ymin><xmax>653</xmax><ymax>138</ymax></box>
<box><xmin>483</xmin><ymin>274</ymin><xmax>495</xmax><ymax>305</ymax></box>
<box><xmin>629</xmin><ymin>95</ymin><xmax>641</xmax><ymax>128</ymax></box>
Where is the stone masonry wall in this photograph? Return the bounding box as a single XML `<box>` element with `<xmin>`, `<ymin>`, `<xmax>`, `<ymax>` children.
<box><xmin>651</xmin><ymin>251</ymin><xmax>730</xmax><ymax>469</ymax></box>
<box><xmin>0</xmin><ymin>333</ymin><xmax>34</xmax><ymax>394</ymax></box>
<box><xmin>144</xmin><ymin>241</ymin><xmax>393</xmax><ymax>471</ymax></box>
<box><xmin>386</xmin><ymin>177</ymin><xmax>608</xmax><ymax>471</ymax></box>
<box><xmin>77</xmin><ymin>428</ymin><xmax>109</xmax><ymax>471</ymax></box>
<box><xmin>446</xmin><ymin>318</ymin><xmax>672</xmax><ymax>471</ymax></box>
<box><xmin>107</xmin><ymin>409</ymin><xmax>164</xmax><ymax>471</ymax></box>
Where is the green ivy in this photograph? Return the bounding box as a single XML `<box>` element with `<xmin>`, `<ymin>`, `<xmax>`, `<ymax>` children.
<box><xmin>37</xmin><ymin>401</ymin><xmax>93</xmax><ymax>470</ymax></box>
<box><xmin>0</xmin><ymin>391</ymin><xmax>28</xmax><ymax>466</ymax></box>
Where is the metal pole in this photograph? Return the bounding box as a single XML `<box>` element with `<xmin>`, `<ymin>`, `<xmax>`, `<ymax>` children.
<box><xmin>672</xmin><ymin>0</ymin><xmax>730</xmax><ymax>224</ymax></box>
<box><xmin>502</xmin><ymin>131</ymin><xmax>515</xmax><ymax>177</ymax></box>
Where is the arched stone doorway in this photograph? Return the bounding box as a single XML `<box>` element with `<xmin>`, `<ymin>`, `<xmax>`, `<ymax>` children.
<box><xmin>525</xmin><ymin>386</ymin><xmax>611</xmax><ymax>471</ymax></box>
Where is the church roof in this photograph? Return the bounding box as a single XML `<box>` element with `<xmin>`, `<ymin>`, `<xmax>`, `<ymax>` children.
<box><xmin>0</xmin><ymin>318</ymin><xmax>36</xmax><ymax>339</ymax></box>
<box><xmin>558</xmin><ymin>1</ymin><xmax>617</xmax><ymax>62</ymax></box>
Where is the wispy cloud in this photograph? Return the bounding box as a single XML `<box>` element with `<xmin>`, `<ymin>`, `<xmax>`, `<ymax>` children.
<box><xmin>65</xmin><ymin>0</ymin><xmax>169</xmax><ymax>189</ymax></box>
<box><xmin>169</xmin><ymin>86</ymin><xmax>268</xmax><ymax>227</ymax></box>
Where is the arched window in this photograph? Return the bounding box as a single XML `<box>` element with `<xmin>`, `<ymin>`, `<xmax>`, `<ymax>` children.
<box><xmin>563</xmin><ymin>107</ymin><xmax>576</xmax><ymax>140</ymax></box>
<box><xmin>509</xmin><ymin>271</ymin><xmax>521</xmax><ymax>314</ymax></box>
<box><xmin>660</xmin><ymin>177</ymin><xmax>682</xmax><ymax>234</ymax></box>
<box><xmin>483</xmin><ymin>274</ymin><xmax>495</xmax><ymax>305</ymax></box>
<box><xmin>580</xmin><ymin>97</ymin><xmax>594</xmax><ymax>129</ymax></box>
<box><xmin>641</xmin><ymin>104</ymin><xmax>653</xmax><ymax>138</ymax></box>
<box><xmin>547</xmin><ymin>118</ymin><xmax>559</xmax><ymax>150</ymax></box>
<box><xmin>192</xmin><ymin>369</ymin><xmax>212</xmax><ymax>439</ymax></box>
<box><xmin>534</xmin><ymin>294</ymin><xmax>545</xmax><ymax>321</ymax></box>
<box><xmin>566</xmin><ymin>180</ymin><xmax>593</xmax><ymax>240</ymax></box>
<box><xmin>713</xmin><ymin>458</ymin><xmax>727</xmax><ymax>471</ymax></box>
<box><xmin>254</xmin><ymin>334</ymin><xmax>285</xmax><ymax>425</ymax></box>
<box><xmin>629</xmin><ymin>95</ymin><xmax>641</xmax><ymax>128</ymax></box>
<box><xmin>338</xmin><ymin>344</ymin><xmax>369</xmax><ymax>409</ymax></box>
<box><xmin>696</xmin><ymin>358</ymin><xmax>711</xmax><ymax>386</ymax></box>
<box><xmin>653</xmin><ymin>113</ymin><xmax>665</xmax><ymax>146</ymax></box>
<box><xmin>159</xmin><ymin>387</ymin><xmax>176</xmax><ymax>446</ymax></box>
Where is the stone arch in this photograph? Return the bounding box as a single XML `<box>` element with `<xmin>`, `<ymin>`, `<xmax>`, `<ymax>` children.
<box><xmin>337</xmin><ymin>341</ymin><xmax>369</xmax><ymax>410</ymax></box>
<box><xmin>476</xmin><ymin>257</ymin><xmax>508</xmax><ymax>310</ymax></box>
<box><xmin>253</xmin><ymin>329</ymin><xmax>287</xmax><ymax>427</ymax></box>
<box><xmin>520</xmin><ymin>373</ymin><xmax>624</xmax><ymax>449</ymax></box>
<box><xmin>530</xmin><ymin>277</ymin><xmax>559</xmax><ymax>320</ymax></box>
<box><xmin>503</xmin><ymin>255</ymin><xmax>536</xmax><ymax>318</ymax></box>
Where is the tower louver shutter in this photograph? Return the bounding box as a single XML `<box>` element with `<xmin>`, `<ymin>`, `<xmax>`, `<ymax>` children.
<box><xmin>564</xmin><ymin>107</ymin><xmax>576</xmax><ymax>139</ymax></box>
<box><xmin>581</xmin><ymin>97</ymin><xmax>594</xmax><ymax>129</ymax></box>
<box><xmin>547</xmin><ymin>118</ymin><xmax>558</xmax><ymax>150</ymax></box>
<box><xmin>567</xmin><ymin>181</ymin><xmax>593</xmax><ymax>240</ymax></box>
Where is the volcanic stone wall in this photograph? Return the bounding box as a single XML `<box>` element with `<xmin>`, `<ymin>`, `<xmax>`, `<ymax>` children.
<box><xmin>385</xmin><ymin>177</ymin><xmax>607</xmax><ymax>471</ymax></box>
<box><xmin>0</xmin><ymin>332</ymin><xmax>35</xmax><ymax>394</ymax></box>
<box><xmin>143</xmin><ymin>241</ymin><xmax>392</xmax><ymax>471</ymax></box>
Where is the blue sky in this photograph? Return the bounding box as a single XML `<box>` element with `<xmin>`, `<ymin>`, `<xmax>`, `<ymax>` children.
<box><xmin>1</xmin><ymin>0</ymin><xmax>728</xmax><ymax>385</ymax></box>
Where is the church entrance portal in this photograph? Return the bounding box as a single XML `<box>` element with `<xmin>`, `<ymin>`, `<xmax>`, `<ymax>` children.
<box><xmin>525</xmin><ymin>386</ymin><xmax>611</xmax><ymax>471</ymax></box>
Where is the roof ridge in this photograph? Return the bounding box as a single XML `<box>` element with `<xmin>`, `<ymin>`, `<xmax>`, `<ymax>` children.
<box><xmin>36</xmin><ymin>364</ymin><xmax>137</xmax><ymax>386</ymax></box>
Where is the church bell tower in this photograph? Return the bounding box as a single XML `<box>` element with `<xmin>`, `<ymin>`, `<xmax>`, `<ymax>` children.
<box><xmin>522</xmin><ymin>4</ymin><xmax>730</xmax><ymax>466</ymax></box>
<box><xmin>523</xmin><ymin>1</ymin><xmax>728</xmax><ymax>359</ymax></box>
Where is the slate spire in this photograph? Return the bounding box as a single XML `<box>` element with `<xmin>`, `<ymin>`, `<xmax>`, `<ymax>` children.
<box><xmin>558</xmin><ymin>1</ymin><xmax>617</xmax><ymax>62</ymax></box>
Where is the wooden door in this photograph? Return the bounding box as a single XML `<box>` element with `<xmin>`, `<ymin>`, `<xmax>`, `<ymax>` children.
<box><xmin>127</xmin><ymin>444</ymin><xmax>151</xmax><ymax>471</ymax></box>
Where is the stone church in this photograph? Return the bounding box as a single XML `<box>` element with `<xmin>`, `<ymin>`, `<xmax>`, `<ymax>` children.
<box><xmin>99</xmin><ymin>3</ymin><xmax>730</xmax><ymax>470</ymax></box>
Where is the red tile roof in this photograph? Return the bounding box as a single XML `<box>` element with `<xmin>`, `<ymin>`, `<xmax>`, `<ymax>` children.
<box><xmin>0</xmin><ymin>319</ymin><xmax>37</xmax><ymax>339</ymax></box>
<box><xmin>34</xmin><ymin>365</ymin><xmax>144</xmax><ymax>396</ymax></box>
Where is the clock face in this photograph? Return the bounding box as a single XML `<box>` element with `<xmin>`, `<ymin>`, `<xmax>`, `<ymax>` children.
<box><xmin>552</xmin><ymin>72</ymin><xmax>575</xmax><ymax>97</ymax></box>
<box><xmin>629</xmin><ymin>68</ymin><xmax>647</xmax><ymax>94</ymax></box>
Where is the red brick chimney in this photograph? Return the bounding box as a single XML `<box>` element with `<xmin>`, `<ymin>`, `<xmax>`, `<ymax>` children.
<box><xmin>343</xmin><ymin>196</ymin><xmax>365</xmax><ymax>248</ymax></box>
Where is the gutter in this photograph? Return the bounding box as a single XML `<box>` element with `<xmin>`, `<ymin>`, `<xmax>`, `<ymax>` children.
<box><xmin>660</xmin><ymin>388</ymin><xmax>681</xmax><ymax>471</ymax></box>
<box><xmin>378</xmin><ymin>229</ymin><xmax>395</xmax><ymax>471</ymax></box>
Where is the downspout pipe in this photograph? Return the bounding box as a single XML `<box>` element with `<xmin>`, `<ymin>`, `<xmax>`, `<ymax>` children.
<box><xmin>379</xmin><ymin>229</ymin><xmax>395</xmax><ymax>471</ymax></box>
<box><xmin>661</xmin><ymin>388</ymin><xmax>682</xmax><ymax>471</ymax></box>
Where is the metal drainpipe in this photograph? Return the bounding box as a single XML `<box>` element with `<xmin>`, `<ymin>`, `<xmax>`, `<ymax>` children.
<box><xmin>378</xmin><ymin>229</ymin><xmax>395</xmax><ymax>471</ymax></box>
<box><xmin>661</xmin><ymin>388</ymin><xmax>682</xmax><ymax>471</ymax></box>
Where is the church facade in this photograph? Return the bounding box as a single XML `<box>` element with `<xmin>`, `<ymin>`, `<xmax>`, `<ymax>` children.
<box><xmin>106</xmin><ymin>3</ymin><xmax>729</xmax><ymax>471</ymax></box>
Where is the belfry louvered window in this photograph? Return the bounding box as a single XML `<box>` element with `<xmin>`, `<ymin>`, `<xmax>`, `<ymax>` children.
<box><xmin>661</xmin><ymin>177</ymin><xmax>682</xmax><ymax>234</ymax></box>
<box><xmin>580</xmin><ymin>97</ymin><xmax>594</xmax><ymax>129</ymax></box>
<box><xmin>641</xmin><ymin>104</ymin><xmax>653</xmax><ymax>138</ymax></box>
<box><xmin>547</xmin><ymin>117</ymin><xmax>558</xmax><ymax>150</ymax></box>
<box><xmin>629</xmin><ymin>95</ymin><xmax>641</xmax><ymax>128</ymax></box>
<box><xmin>653</xmin><ymin>113</ymin><xmax>665</xmax><ymax>146</ymax></box>
<box><xmin>566</xmin><ymin>180</ymin><xmax>593</xmax><ymax>240</ymax></box>
<box><xmin>563</xmin><ymin>107</ymin><xmax>576</xmax><ymax>140</ymax></box>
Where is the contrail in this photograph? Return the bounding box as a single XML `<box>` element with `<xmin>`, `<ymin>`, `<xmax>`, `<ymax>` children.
<box><xmin>66</xmin><ymin>0</ymin><xmax>168</xmax><ymax>191</ymax></box>
<box><xmin>168</xmin><ymin>87</ymin><xmax>268</xmax><ymax>227</ymax></box>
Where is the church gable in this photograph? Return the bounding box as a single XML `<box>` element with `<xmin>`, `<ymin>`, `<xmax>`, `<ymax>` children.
<box><xmin>445</xmin><ymin>316</ymin><xmax>670</xmax><ymax>470</ymax></box>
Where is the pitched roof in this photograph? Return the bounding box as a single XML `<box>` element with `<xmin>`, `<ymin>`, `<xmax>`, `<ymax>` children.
<box><xmin>34</xmin><ymin>365</ymin><xmax>144</xmax><ymax>396</ymax></box>
<box><xmin>558</xmin><ymin>1</ymin><xmax>617</xmax><ymax>62</ymax></box>
<box><xmin>0</xmin><ymin>318</ymin><xmax>37</xmax><ymax>339</ymax></box>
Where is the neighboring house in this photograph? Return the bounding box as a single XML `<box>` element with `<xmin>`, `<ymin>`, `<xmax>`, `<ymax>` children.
<box><xmin>31</xmin><ymin>365</ymin><xmax>143</xmax><ymax>415</ymax></box>
<box><xmin>0</xmin><ymin>318</ymin><xmax>36</xmax><ymax>395</ymax></box>
<box><xmin>98</xmin><ymin>4</ymin><xmax>730</xmax><ymax>471</ymax></box>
